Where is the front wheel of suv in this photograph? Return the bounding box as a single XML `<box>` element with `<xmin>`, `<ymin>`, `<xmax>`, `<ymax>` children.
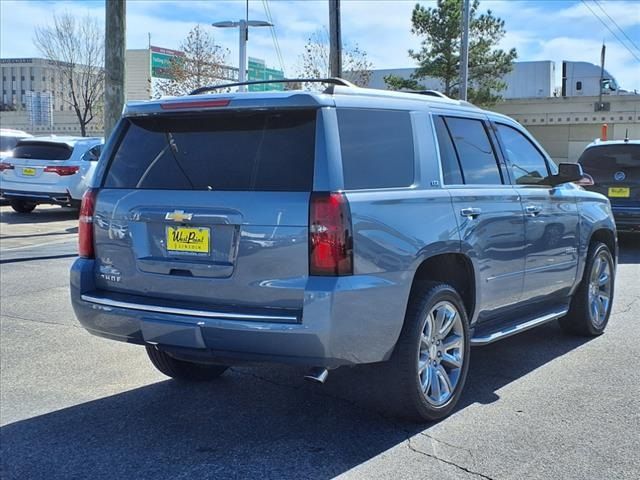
<box><xmin>10</xmin><ymin>200</ymin><xmax>36</xmax><ymax>214</ymax></box>
<box><xmin>383</xmin><ymin>282</ymin><xmax>470</xmax><ymax>422</ymax></box>
<box><xmin>559</xmin><ymin>241</ymin><xmax>615</xmax><ymax>336</ymax></box>
<box><xmin>145</xmin><ymin>346</ymin><xmax>229</xmax><ymax>381</ymax></box>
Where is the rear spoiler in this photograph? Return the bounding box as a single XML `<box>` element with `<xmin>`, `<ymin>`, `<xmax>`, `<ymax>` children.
<box><xmin>189</xmin><ymin>78</ymin><xmax>357</xmax><ymax>95</ymax></box>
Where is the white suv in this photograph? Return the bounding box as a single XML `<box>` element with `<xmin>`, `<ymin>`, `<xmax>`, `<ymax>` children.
<box><xmin>0</xmin><ymin>136</ymin><xmax>103</xmax><ymax>213</ymax></box>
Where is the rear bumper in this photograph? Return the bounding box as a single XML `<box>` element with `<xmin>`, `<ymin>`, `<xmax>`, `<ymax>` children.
<box><xmin>0</xmin><ymin>188</ymin><xmax>76</xmax><ymax>206</ymax></box>
<box><xmin>70</xmin><ymin>258</ymin><xmax>411</xmax><ymax>367</ymax></box>
<box><xmin>612</xmin><ymin>206</ymin><xmax>640</xmax><ymax>232</ymax></box>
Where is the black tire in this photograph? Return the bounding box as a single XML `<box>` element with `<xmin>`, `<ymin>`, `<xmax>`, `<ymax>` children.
<box><xmin>559</xmin><ymin>241</ymin><xmax>615</xmax><ymax>336</ymax></box>
<box><xmin>145</xmin><ymin>346</ymin><xmax>228</xmax><ymax>381</ymax></box>
<box><xmin>383</xmin><ymin>282</ymin><xmax>471</xmax><ymax>422</ymax></box>
<box><xmin>10</xmin><ymin>200</ymin><xmax>36</xmax><ymax>213</ymax></box>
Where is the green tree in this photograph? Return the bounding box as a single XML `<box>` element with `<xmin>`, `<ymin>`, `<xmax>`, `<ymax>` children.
<box><xmin>155</xmin><ymin>25</ymin><xmax>229</xmax><ymax>97</ymax></box>
<box><xmin>34</xmin><ymin>13</ymin><xmax>104</xmax><ymax>136</ymax></box>
<box><xmin>385</xmin><ymin>0</ymin><xmax>517</xmax><ymax>105</ymax></box>
<box><xmin>298</xmin><ymin>29</ymin><xmax>373</xmax><ymax>87</ymax></box>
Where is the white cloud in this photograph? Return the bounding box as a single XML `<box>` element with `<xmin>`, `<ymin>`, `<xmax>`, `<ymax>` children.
<box><xmin>1</xmin><ymin>0</ymin><xmax>638</xmax><ymax>91</ymax></box>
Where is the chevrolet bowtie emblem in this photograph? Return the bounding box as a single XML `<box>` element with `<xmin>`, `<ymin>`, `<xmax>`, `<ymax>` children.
<box><xmin>165</xmin><ymin>210</ymin><xmax>193</xmax><ymax>222</ymax></box>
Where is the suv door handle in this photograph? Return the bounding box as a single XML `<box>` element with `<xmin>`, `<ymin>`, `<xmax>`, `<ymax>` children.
<box><xmin>460</xmin><ymin>207</ymin><xmax>482</xmax><ymax>218</ymax></box>
<box><xmin>525</xmin><ymin>205</ymin><xmax>542</xmax><ymax>216</ymax></box>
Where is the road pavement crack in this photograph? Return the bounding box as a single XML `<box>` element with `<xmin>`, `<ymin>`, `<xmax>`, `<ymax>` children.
<box><xmin>419</xmin><ymin>431</ymin><xmax>474</xmax><ymax>455</ymax></box>
<box><xmin>0</xmin><ymin>313</ymin><xmax>82</xmax><ymax>329</ymax></box>
<box><xmin>0</xmin><ymin>285</ymin><xmax>69</xmax><ymax>299</ymax></box>
<box><xmin>612</xmin><ymin>297</ymin><xmax>638</xmax><ymax>316</ymax></box>
<box><xmin>406</xmin><ymin>437</ymin><xmax>495</xmax><ymax>480</ymax></box>
<box><xmin>1</xmin><ymin>230</ymin><xmax>76</xmax><ymax>240</ymax></box>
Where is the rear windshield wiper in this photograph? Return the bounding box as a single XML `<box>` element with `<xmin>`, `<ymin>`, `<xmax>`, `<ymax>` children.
<box><xmin>135</xmin><ymin>132</ymin><xmax>196</xmax><ymax>189</ymax></box>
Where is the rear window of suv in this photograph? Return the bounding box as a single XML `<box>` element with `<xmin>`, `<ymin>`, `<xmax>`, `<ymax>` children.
<box><xmin>578</xmin><ymin>144</ymin><xmax>640</xmax><ymax>180</ymax></box>
<box><xmin>104</xmin><ymin>109</ymin><xmax>317</xmax><ymax>191</ymax></box>
<box><xmin>12</xmin><ymin>142</ymin><xmax>73</xmax><ymax>160</ymax></box>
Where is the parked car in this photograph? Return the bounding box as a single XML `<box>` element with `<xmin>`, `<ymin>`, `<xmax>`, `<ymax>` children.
<box><xmin>0</xmin><ymin>136</ymin><xmax>103</xmax><ymax>213</ymax></box>
<box><xmin>578</xmin><ymin>139</ymin><xmax>639</xmax><ymax>232</ymax></box>
<box><xmin>0</xmin><ymin>129</ymin><xmax>33</xmax><ymax>205</ymax></box>
<box><xmin>70</xmin><ymin>80</ymin><xmax>617</xmax><ymax>422</ymax></box>
<box><xmin>0</xmin><ymin>128</ymin><xmax>32</xmax><ymax>158</ymax></box>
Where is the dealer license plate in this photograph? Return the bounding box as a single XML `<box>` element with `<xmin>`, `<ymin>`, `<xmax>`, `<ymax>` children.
<box><xmin>608</xmin><ymin>187</ymin><xmax>630</xmax><ymax>198</ymax></box>
<box><xmin>22</xmin><ymin>167</ymin><xmax>36</xmax><ymax>176</ymax></box>
<box><xmin>166</xmin><ymin>226</ymin><xmax>210</xmax><ymax>254</ymax></box>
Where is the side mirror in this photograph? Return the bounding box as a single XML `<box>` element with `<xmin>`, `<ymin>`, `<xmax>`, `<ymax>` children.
<box><xmin>574</xmin><ymin>173</ymin><xmax>594</xmax><ymax>187</ymax></box>
<box><xmin>547</xmin><ymin>162</ymin><xmax>585</xmax><ymax>187</ymax></box>
<box><xmin>83</xmin><ymin>150</ymin><xmax>99</xmax><ymax>162</ymax></box>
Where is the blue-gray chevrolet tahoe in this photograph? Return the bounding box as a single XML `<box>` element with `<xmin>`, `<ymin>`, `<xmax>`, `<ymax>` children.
<box><xmin>70</xmin><ymin>79</ymin><xmax>617</xmax><ymax>421</ymax></box>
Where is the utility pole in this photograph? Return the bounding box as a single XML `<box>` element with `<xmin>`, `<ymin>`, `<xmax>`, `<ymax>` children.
<box><xmin>212</xmin><ymin>20</ymin><xmax>272</xmax><ymax>92</ymax></box>
<box><xmin>459</xmin><ymin>0</ymin><xmax>470</xmax><ymax>101</ymax></box>
<box><xmin>104</xmin><ymin>0</ymin><xmax>126</xmax><ymax>139</ymax></box>
<box><xmin>597</xmin><ymin>43</ymin><xmax>606</xmax><ymax>111</ymax></box>
<box><xmin>329</xmin><ymin>0</ymin><xmax>342</xmax><ymax>77</ymax></box>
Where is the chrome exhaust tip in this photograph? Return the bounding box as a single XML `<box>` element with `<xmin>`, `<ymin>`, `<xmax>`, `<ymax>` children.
<box><xmin>304</xmin><ymin>367</ymin><xmax>329</xmax><ymax>384</ymax></box>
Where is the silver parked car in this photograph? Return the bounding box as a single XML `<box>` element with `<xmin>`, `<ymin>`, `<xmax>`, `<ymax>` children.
<box><xmin>70</xmin><ymin>79</ymin><xmax>617</xmax><ymax>421</ymax></box>
<box><xmin>0</xmin><ymin>128</ymin><xmax>33</xmax><ymax>158</ymax></box>
<box><xmin>0</xmin><ymin>135</ymin><xmax>103</xmax><ymax>213</ymax></box>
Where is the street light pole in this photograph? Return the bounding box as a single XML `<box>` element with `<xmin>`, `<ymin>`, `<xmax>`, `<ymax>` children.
<box><xmin>329</xmin><ymin>0</ymin><xmax>342</xmax><ymax>77</ymax></box>
<box><xmin>459</xmin><ymin>0</ymin><xmax>470</xmax><ymax>101</ymax></box>
<box><xmin>212</xmin><ymin>19</ymin><xmax>272</xmax><ymax>92</ymax></box>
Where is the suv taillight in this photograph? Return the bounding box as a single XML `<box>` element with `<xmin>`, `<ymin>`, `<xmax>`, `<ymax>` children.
<box><xmin>309</xmin><ymin>192</ymin><xmax>353</xmax><ymax>276</ymax></box>
<box><xmin>78</xmin><ymin>188</ymin><xmax>97</xmax><ymax>258</ymax></box>
<box><xmin>0</xmin><ymin>162</ymin><xmax>14</xmax><ymax>171</ymax></box>
<box><xmin>44</xmin><ymin>165</ymin><xmax>79</xmax><ymax>176</ymax></box>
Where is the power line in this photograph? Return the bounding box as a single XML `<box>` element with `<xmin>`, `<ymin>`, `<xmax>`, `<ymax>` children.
<box><xmin>593</xmin><ymin>0</ymin><xmax>640</xmax><ymax>55</ymax></box>
<box><xmin>265</xmin><ymin>0</ymin><xmax>286</xmax><ymax>73</ymax></box>
<box><xmin>581</xmin><ymin>0</ymin><xmax>640</xmax><ymax>62</ymax></box>
<box><xmin>262</xmin><ymin>0</ymin><xmax>286</xmax><ymax>74</ymax></box>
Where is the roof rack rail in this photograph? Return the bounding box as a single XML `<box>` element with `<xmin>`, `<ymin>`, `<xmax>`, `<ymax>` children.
<box><xmin>189</xmin><ymin>77</ymin><xmax>357</xmax><ymax>95</ymax></box>
<box><xmin>407</xmin><ymin>90</ymin><xmax>450</xmax><ymax>99</ymax></box>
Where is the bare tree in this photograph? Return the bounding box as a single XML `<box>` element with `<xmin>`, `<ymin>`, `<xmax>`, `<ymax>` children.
<box><xmin>299</xmin><ymin>29</ymin><xmax>373</xmax><ymax>87</ymax></box>
<box><xmin>155</xmin><ymin>25</ymin><xmax>230</xmax><ymax>97</ymax></box>
<box><xmin>34</xmin><ymin>13</ymin><xmax>104</xmax><ymax>136</ymax></box>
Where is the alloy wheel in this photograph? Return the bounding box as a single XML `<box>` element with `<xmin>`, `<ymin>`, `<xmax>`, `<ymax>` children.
<box><xmin>588</xmin><ymin>252</ymin><xmax>612</xmax><ymax>328</ymax></box>
<box><xmin>417</xmin><ymin>301</ymin><xmax>465</xmax><ymax>407</ymax></box>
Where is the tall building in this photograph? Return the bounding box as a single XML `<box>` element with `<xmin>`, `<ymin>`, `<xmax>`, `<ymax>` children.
<box><xmin>0</xmin><ymin>58</ymin><xmax>74</xmax><ymax>112</ymax></box>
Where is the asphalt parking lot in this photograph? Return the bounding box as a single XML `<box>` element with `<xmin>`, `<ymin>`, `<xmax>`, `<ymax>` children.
<box><xmin>1</xmin><ymin>205</ymin><xmax>639</xmax><ymax>480</ymax></box>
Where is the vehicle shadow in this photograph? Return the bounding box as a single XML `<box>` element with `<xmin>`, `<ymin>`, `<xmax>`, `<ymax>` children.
<box><xmin>618</xmin><ymin>233</ymin><xmax>640</xmax><ymax>265</ymax></box>
<box><xmin>1</xmin><ymin>322</ymin><xmax>591</xmax><ymax>480</ymax></box>
<box><xmin>0</xmin><ymin>206</ymin><xmax>78</xmax><ymax>225</ymax></box>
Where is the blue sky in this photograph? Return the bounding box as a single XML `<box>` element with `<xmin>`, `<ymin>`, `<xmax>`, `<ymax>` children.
<box><xmin>1</xmin><ymin>0</ymin><xmax>639</xmax><ymax>91</ymax></box>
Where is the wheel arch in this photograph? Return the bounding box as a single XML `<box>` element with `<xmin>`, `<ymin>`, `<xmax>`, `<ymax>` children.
<box><xmin>589</xmin><ymin>228</ymin><xmax>617</xmax><ymax>260</ymax></box>
<box><xmin>408</xmin><ymin>253</ymin><xmax>476</xmax><ymax>322</ymax></box>
<box><xmin>572</xmin><ymin>226</ymin><xmax>617</xmax><ymax>296</ymax></box>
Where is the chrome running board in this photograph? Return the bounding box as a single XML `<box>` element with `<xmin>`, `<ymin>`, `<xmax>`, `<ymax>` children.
<box><xmin>470</xmin><ymin>308</ymin><xmax>568</xmax><ymax>346</ymax></box>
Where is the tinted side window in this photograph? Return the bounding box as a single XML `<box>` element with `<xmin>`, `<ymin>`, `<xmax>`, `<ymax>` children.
<box><xmin>495</xmin><ymin>123</ymin><xmax>550</xmax><ymax>185</ymax></box>
<box><xmin>338</xmin><ymin>109</ymin><xmax>414</xmax><ymax>189</ymax></box>
<box><xmin>104</xmin><ymin>110</ymin><xmax>316</xmax><ymax>191</ymax></box>
<box><xmin>444</xmin><ymin>117</ymin><xmax>502</xmax><ymax>185</ymax></box>
<box><xmin>84</xmin><ymin>145</ymin><xmax>102</xmax><ymax>162</ymax></box>
<box><xmin>433</xmin><ymin>116</ymin><xmax>463</xmax><ymax>184</ymax></box>
<box><xmin>12</xmin><ymin>142</ymin><xmax>73</xmax><ymax>160</ymax></box>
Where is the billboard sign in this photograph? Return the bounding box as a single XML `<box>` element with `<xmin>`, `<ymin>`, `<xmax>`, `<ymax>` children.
<box><xmin>25</xmin><ymin>91</ymin><xmax>52</xmax><ymax>128</ymax></box>
<box><xmin>247</xmin><ymin>57</ymin><xmax>285</xmax><ymax>91</ymax></box>
<box><xmin>150</xmin><ymin>46</ymin><xmax>185</xmax><ymax>79</ymax></box>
